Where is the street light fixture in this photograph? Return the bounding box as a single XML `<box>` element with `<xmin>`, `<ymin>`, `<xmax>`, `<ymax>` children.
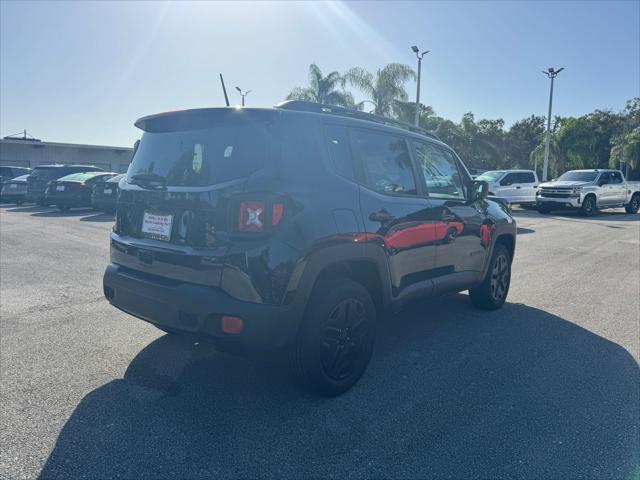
<box><xmin>235</xmin><ymin>86</ymin><xmax>251</xmax><ymax>107</ymax></box>
<box><xmin>540</xmin><ymin>67</ymin><xmax>564</xmax><ymax>181</ymax></box>
<box><xmin>411</xmin><ymin>46</ymin><xmax>429</xmax><ymax>126</ymax></box>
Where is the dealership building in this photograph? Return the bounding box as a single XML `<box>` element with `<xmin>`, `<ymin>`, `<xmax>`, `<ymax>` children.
<box><xmin>0</xmin><ymin>133</ymin><xmax>134</xmax><ymax>173</ymax></box>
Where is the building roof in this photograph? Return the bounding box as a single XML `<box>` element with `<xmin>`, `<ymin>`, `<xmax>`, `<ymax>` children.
<box><xmin>0</xmin><ymin>138</ymin><xmax>132</xmax><ymax>152</ymax></box>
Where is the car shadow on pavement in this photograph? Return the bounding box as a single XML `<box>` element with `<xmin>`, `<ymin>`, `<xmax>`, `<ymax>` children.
<box><xmin>39</xmin><ymin>296</ymin><xmax>639</xmax><ymax>479</ymax></box>
<box><xmin>1</xmin><ymin>205</ymin><xmax>51</xmax><ymax>214</ymax></box>
<box><xmin>516</xmin><ymin>227</ymin><xmax>535</xmax><ymax>235</ymax></box>
<box><xmin>31</xmin><ymin>208</ymin><xmax>95</xmax><ymax>218</ymax></box>
<box><xmin>79</xmin><ymin>212</ymin><xmax>115</xmax><ymax>222</ymax></box>
<box><xmin>512</xmin><ymin>208</ymin><xmax>639</xmax><ymax>222</ymax></box>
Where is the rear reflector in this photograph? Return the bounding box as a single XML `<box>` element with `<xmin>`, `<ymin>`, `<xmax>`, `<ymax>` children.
<box><xmin>221</xmin><ymin>316</ymin><xmax>244</xmax><ymax>334</ymax></box>
<box><xmin>272</xmin><ymin>203</ymin><xmax>284</xmax><ymax>225</ymax></box>
<box><xmin>239</xmin><ymin>201</ymin><xmax>265</xmax><ymax>232</ymax></box>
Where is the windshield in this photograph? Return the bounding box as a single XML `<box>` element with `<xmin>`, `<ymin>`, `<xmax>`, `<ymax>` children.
<box><xmin>476</xmin><ymin>171</ymin><xmax>505</xmax><ymax>182</ymax></box>
<box><xmin>556</xmin><ymin>171</ymin><xmax>599</xmax><ymax>182</ymax></box>
<box><xmin>127</xmin><ymin>124</ymin><xmax>269</xmax><ymax>187</ymax></box>
<box><xmin>12</xmin><ymin>174</ymin><xmax>30</xmax><ymax>181</ymax></box>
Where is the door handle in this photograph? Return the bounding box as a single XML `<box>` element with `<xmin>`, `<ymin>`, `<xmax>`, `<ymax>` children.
<box><xmin>369</xmin><ymin>210</ymin><xmax>395</xmax><ymax>223</ymax></box>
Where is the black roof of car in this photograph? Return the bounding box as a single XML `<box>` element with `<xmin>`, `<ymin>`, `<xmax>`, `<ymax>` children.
<box><xmin>134</xmin><ymin>102</ymin><xmax>442</xmax><ymax>142</ymax></box>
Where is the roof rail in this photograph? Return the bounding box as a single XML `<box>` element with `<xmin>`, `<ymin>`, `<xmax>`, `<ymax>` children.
<box><xmin>275</xmin><ymin>100</ymin><xmax>440</xmax><ymax>140</ymax></box>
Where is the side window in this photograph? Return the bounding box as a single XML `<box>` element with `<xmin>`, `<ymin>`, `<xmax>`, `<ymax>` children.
<box><xmin>412</xmin><ymin>141</ymin><xmax>465</xmax><ymax>200</ymax></box>
<box><xmin>325</xmin><ymin>125</ymin><xmax>354</xmax><ymax>179</ymax></box>
<box><xmin>351</xmin><ymin>130</ymin><xmax>417</xmax><ymax>195</ymax></box>
<box><xmin>610</xmin><ymin>172</ymin><xmax>623</xmax><ymax>184</ymax></box>
<box><xmin>500</xmin><ymin>173</ymin><xmax>518</xmax><ymax>186</ymax></box>
<box><xmin>599</xmin><ymin>172</ymin><xmax>610</xmax><ymax>184</ymax></box>
<box><xmin>518</xmin><ymin>172</ymin><xmax>536</xmax><ymax>184</ymax></box>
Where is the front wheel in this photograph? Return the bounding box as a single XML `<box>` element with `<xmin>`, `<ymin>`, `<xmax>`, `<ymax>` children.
<box><xmin>290</xmin><ymin>278</ymin><xmax>376</xmax><ymax>396</ymax></box>
<box><xmin>469</xmin><ymin>243</ymin><xmax>512</xmax><ymax>310</ymax></box>
<box><xmin>625</xmin><ymin>194</ymin><xmax>640</xmax><ymax>214</ymax></box>
<box><xmin>580</xmin><ymin>195</ymin><xmax>596</xmax><ymax>217</ymax></box>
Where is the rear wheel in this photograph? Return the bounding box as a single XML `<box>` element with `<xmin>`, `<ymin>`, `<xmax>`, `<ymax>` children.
<box><xmin>290</xmin><ymin>278</ymin><xmax>376</xmax><ymax>396</ymax></box>
<box><xmin>469</xmin><ymin>243</ymin><xmax>511</xmax><ymax>310</ymax></box>
<box><xmin>580</xmin><ymin>195</ymin><xmax>596</xmax><ymax>217</ymax></box>
<box><xmin>625</xmin><ymin>194</ymin><xmax>640</xmax><ymax>214</ymax></box>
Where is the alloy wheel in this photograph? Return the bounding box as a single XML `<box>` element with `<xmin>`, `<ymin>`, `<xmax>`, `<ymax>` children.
<box><xmin>490</xmin><ymin>254</ymin><xmax>510</xmax><ymax>303</ymax></box>
<box><xmin>321</xmin><ymin>298</ymin><xmax>369</xmax><ymax>381</ymax></box>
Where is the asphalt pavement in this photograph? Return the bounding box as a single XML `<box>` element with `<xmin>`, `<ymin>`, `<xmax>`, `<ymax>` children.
<box><xmin>1</xmin><ymin>204</ymin><xmax>638</xmax><ymax>479</ymax></box>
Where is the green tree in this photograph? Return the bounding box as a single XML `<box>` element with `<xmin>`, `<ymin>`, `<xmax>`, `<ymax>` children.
<box><xmin>344</xmin><ymin>63</ymin><xmax>416</xmax><ymax>117</ymax></box>
<box><xmin>286</xmin><ymin>64</ymin><xmax>355</xmax><ymax>107</ymax></box>
<box><xmin>505</xmin><ymin>115</ymin><xmax>545</xmax><ymax>170</ymax></box>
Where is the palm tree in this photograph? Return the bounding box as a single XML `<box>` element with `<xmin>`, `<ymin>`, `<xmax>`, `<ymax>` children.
<box><xmin>344</xmin><ymin>63</ymin><xmax>416</xmax><ymax>117</ymax></box>
<box><xmin>286</xmin><ymin>64</ymin><xmax>355</xmax><ymax>108</ymax></box>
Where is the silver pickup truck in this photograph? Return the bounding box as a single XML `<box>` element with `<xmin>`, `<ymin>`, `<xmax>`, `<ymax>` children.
<box><xmin>537</xmin><ymin>169</ymin><xmax>640</xmax><ymax>216</ymax></box>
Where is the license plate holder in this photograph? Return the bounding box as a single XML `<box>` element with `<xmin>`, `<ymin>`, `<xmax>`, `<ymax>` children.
<box><xmin>103</xmin><ymin>188</ymin><xmax>112</xmax><ymax>194</ymax></box>
<box><xmin>56</xmin><ymin>185</ymin><xmax>65</xmax><ymax>191</ymax></box>
<box><xmin>141</xmin><ymin>211</ymin><xmax>173</xmax><ymax>241</ymax></box>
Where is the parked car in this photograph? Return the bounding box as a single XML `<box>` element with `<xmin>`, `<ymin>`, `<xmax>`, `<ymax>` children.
<box><xmin>476</xmin><ymin>169</ymin><xmax>539</xmax><ymax>206</ymax></box>
<box><xmin>26</xmin><ymin>164</ymin><xmax>104</xmax><ymax>206</ymax></box>
<box><xmin>103</xmin><ymin>101</ymin><xmax>517</xmax><ymax>395</ymax></box>
<box><xmin>0</xmin><ymin>174</ymin><xmax>30</xmax><ymax>205</ymax></box>
<box><xmin>467</xmin><ymin>167</ymin><xmax>486</xmax><ymax>179</ymax></box>
<box><xmin>91</xmin><ymin>174</ymin><xmax>124</xmax><ymax>213</ymax></box>
<box><xmin>45</xmin><ymin>172</ymin><xmax>117</xmax><ymax>210</ymax></box>
<box><xmin>0</xmin><ymin>166</ymin><xmax>31</xmax><ymax>201</ymax></box>
<box><xmin>537</xmin><ymin>169</ymin><xmax>640</xmax><ymax>216</ymax></box>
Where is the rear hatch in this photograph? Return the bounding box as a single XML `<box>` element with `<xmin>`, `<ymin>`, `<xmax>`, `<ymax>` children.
<box><xmin>113</xmin><ymin>108</ymin><xmax>281</xmax><ymax>287</ymax></box>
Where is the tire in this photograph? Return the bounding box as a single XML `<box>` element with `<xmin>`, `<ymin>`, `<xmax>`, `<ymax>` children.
<box><xmin>580</xmin><ymin>195</ymin><xmax>596</xmax><ymax>217</ymax></box>
<box><xmin>625</xmin><ymin>194</ymin><xmax>640</xmax><ymax>214</ymax></box>
<box><xmin>537</xmin><ymin>206</ymin><xmax>552</xmax><ymax>214</ymax></box>
<box><xmin>15</xmin><ymin>200</ymin><xmax>23</xmax><ymax>206</ymax></box>
<box><xmin>469</xmin><ymin>243</ymin><xmax>511</xmax><ymax>310</ymax></box>
<box><xmin>290</xmin><ymin>278</ymin><xmax>376</xmax><ymax>396</ymax></box>
<box><xmin>58</xmin><ymin>205</ymin><xmax>70</xmax><ymax>211</ymax></box>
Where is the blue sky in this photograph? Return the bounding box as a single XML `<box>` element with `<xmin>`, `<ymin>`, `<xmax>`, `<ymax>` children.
<box><xmin>1</xmin><ymin>0</ymin><xmax>638</xmax><ymax>147</ymax></box>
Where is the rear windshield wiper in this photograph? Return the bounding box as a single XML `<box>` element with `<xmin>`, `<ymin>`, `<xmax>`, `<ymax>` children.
<box><xmin>128</xmin><ymin>173</ymin><xmax>167</xmax><ymax>189</ymax></box>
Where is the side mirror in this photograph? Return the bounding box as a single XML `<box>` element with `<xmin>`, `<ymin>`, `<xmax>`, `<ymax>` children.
<box><xmin>470</xmin><ymin>180</ymin><xmax>489</xmax><ymax>202</ymax></box>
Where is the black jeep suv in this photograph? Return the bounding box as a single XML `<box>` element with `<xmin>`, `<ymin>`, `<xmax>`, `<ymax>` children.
<box><xmin>103</xmin><ymin>101</ymin><xmax>516</xmax><ymax>395</ymax></box>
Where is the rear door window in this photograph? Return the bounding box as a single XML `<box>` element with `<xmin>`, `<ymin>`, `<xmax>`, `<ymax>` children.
<box><xmin>325</xmin><ymin>125</ymin><xmax>354</xmax><ymax>179</ymax></box>
<box><xmin>517</xmin><ymin>172</ymin><xmax>536</xmax><ymax>183</ymax></box>
<box><xmin>610</xmin><ymin>171</ymin><xmax>623</xmax><ymax>184</ymax></box>
<box><xmin>350</xmin><ymin>129</ymin><xmax>417</xmax><ymax>195</ymax></box>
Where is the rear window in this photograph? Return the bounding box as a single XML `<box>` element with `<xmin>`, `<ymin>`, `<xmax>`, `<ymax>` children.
<box><xmin>57</xmin><ymin>172</ymin><xmax>105</xmax><ymax>182</ymax></box>
<box><xmin>127</xmin><ymin>125</ymin><xmax>270</xmax><ymax>187</ymax></box>
<box><xmin>30</xmin><ymin>167</ymin><xmax>60</xmax><ymax>178</ymax></box>
<box><xmin>107</xmin><ymin>174</ymin><xmax>125</xmax><ymax>184</ymax></box>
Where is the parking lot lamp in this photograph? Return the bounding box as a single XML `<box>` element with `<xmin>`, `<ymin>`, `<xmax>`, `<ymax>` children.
<box><xmin>411</xmin><ymin>46</ymin><xmax>429</xmax><ymax>126</ymax></box>
<box><xmin>541</xmin><ymin>67</ymin><xmax>564</xmax><ymax>181</ymax></box>
<box><xmin>235</xmin><ymin>86</ymin><xmax>251</xmax><ymax>106</ymax></box>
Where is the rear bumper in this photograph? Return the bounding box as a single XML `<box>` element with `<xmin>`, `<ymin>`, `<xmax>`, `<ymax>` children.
<box><xmin>46</xmin><ymin>193</ymin><xmax>90</xmax><ymax>207</ymax></box>
<box><xmin>103</xmin><ymin>263</ymin><xmax>299</xmax><ymax>351</ymax></box>
<box><xmin>1</xmin><ymin>191</ymin><xmax>27</xmax><ymax>202</ymax></box>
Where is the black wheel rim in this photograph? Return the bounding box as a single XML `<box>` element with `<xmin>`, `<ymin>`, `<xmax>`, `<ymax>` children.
<box><xmin>632</xmin><ymin>198</ymin><xmax>639</xmax><ymax>210</ymax></box>
<box><xmin>490</xmin><ymin>254</ymin><xmax>510</xmax><ymax>303</ymax></box>
<box><xmin>321</xmin><ymin>298</ymin><xmax>368</xmax><ymax>381</ymax></box>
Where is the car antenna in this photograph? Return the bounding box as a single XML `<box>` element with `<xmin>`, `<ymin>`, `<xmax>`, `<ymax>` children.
<box><xmin>219</xmin><ymin>73</ymin><xmax>230</xmax><ymax>107</ymax></box>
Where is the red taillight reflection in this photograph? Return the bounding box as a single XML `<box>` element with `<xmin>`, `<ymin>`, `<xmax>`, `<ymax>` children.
<box><xmin>272</xmin><ymin>203</ymin><xmax>284</xmax><ymax>225</ymax></box>
<box><xmin>238</xmin><ymin>201</ymin><xmax>265</xmax><ymax>232</ymax></box>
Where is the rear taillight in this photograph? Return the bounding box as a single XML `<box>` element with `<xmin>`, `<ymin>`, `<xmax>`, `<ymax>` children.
<box><xmin>237</xmin><ymin>200</ymin><xmax>285</xmax><ymax>233</ymax></box>
<box><xmin>238</xmin><ymin>201</ymin><xmax>265</xmax><ymax>232</ymax></box>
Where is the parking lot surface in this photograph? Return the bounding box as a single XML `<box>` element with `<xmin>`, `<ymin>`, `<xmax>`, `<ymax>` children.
<box><xmin>1</xmin><ymin>204</ymin><xmax>639</xmax><ymax>479</ymax></box>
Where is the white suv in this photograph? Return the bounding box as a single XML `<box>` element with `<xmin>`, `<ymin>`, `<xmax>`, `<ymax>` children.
<box><xmin>476</xmin><ymin>170</ymin><xmax>539</xmax><ymax>206</ymax></box>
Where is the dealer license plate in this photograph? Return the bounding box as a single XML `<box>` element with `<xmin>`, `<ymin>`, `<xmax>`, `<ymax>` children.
<box><xmin>141</xmin><ymin>211</ymin><xmax>173</xmax><ymax>241</ymax></box>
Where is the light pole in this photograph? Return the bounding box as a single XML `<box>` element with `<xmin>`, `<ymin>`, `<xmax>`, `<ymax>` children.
<box><xmin>541</xmin><ymin>67</ymin><xmax>564</xmax><ymax>181</ymax></box>
<box><xmin>235</xmin><ymin>86</ymin><xmax>251</xmax><ymax>106</ymax></box>
<box><xmin>411</xmin><ymin>45</ymin><xmax>429</xmax><ymax>126</ymax></box>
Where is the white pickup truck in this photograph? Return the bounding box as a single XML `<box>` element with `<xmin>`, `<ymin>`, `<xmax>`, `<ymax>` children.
<box><xmin>536</xmin><ymin>169</ymin><xmax>640</xmax><ymax>216</ymax></box>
